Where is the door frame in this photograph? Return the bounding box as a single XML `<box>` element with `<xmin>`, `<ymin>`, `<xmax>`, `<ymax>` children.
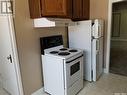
<box><xmin>105</xmin><ymin>0</ymin><xmax>127</xmax><ymax>73</ymax></box>
<box><xmin>7</xmin><ymin>16</ymin><xmax>24</xmax><ymax>95</ymax></box>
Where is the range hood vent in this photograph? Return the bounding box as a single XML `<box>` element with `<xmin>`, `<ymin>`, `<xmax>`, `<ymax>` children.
<box><xmin>34</xmin><ymin>18</ymin><xmax>77</xmax><ymax>28</ymax></box>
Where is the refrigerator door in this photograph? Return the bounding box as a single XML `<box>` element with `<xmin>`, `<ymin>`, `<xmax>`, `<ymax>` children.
<box><xmin>92</xmin><ymin>19</ymin><xmax>104</xmax><ymax>38</ymax></box>
<box><xmin>92</xmin><ymin>37</ymin><xmax>103</xmax><ymax>81</ymax></box>
<box><xmin>68</xmin><ymin>20</ymin><xmax>93</xmax><ymax>81</ymax></box>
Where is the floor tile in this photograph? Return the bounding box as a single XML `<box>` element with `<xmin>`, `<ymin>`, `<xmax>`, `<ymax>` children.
<box><xmin>2</xmin><ymin>73</ymin><xmax>127</xmax><ymax>95</ymax></box>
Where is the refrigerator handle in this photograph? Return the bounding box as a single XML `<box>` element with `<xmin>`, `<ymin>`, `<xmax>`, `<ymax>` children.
<box><xmin>96</xmin><ymin>39</ymin><xmax>100</xmax><ymax>52</ymax></box>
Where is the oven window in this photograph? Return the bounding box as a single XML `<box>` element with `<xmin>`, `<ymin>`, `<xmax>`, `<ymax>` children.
<box><xmin>70</xmin><ymin>62</ymin><xmax>80</xmax><ymax>76</ymax></box>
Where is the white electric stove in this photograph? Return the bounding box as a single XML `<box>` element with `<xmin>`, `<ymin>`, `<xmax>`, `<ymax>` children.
<box><xmin>40</xmin><ymin>35</ymin><xmax>84</xmax><ymax>95</ymax></box>
<box><xmin>44</xmin><ymin>45</ymin><xmax>83</xmax><ymax>60</ymax></box>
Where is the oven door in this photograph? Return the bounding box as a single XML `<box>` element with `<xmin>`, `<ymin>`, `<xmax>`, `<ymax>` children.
<box><xmin>65</xmin><ymin>55</ymin><xmax>83</xmax><ymax>88</ymax></box>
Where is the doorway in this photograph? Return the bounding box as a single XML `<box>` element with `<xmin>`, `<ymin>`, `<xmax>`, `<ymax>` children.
<box><xmin>110</xmin><ymin>1</ymin><xmax>127</xmax><ymax>76</ymax></box>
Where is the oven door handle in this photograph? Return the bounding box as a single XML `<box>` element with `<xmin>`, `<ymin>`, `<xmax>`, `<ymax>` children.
<box><xmin>66</xmin><ymin>54</ymin><xmax>83</xmax><ymax>63</ymax></box>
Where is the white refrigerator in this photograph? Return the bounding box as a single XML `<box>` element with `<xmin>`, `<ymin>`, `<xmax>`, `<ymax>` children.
<box><xmin>68</xmin><ymin>19</ymin><xmax>104</xmax><ymax>81</ymax></box>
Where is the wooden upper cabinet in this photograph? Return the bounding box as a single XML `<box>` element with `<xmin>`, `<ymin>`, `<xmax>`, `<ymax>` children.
<box><xmin>29</xmin><ymin>0</ymin><xmax>42</xmax><ymax>18</ymax></box>
<box><xmin>82</xmin><ymin>0</ymin><xmax>89</xmax><ymax>20</ymax></box>
<box><xmin>72</xmin><ymin>0</ymin><xmax>89</xmax><ymax>20</ymax></box>
<box><xmin>28</xmin><ymin>0</ymin><xmax>89</xmax><ymax>20</ymax></box>
<box><xmin>72</xmin><ymin>0</ymin><xmax>83</xmax><ymax>20</ymax></box>
<box><xmin>41</xmin><ymin>0</ymin><xmax>72</xmax><ymax>17</ymax></box>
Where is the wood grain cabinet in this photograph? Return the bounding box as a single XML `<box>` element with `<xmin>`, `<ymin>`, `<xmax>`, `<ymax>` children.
<box><xmin>28</xmin><ymin>0</ymin><xmax>89</xmax><ymax>21</ymax></box>
<box><xmin>72</xmin><ymin>0</ymin><xmax>89</xmax><ymax>20</ymax></box>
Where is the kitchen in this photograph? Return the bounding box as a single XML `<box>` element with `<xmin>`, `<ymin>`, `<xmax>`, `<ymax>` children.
<box><xmin>17</xmin><ymin>1</ymin><xmax>108</xmax><ymax>94</ymax></box>
<box><xmin>0</xmin><ymin>0</ymin><xmax>127</xmax><ymax>95</ymax></box>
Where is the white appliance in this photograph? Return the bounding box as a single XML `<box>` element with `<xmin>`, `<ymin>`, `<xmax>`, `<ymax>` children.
<box><xmin>34</xmin><ymin>18</ymin><xmax>77</xmax><ymax>27</ymax></box>
<box><xmin>40</xmin><ymin>35</ymin><xmax>84</xmax><ymax>95</ymax></box>
<box><xmin>68</xmin><ymin>19</ymin><xmax>104</xmax><ymax>81</ymax></box>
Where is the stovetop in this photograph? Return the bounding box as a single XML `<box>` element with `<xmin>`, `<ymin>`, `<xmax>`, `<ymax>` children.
<box><xmin>50</xmin><ymin>48</ymin><xmax>78</xmax><ymax>55</ymax></box>
<box><xmin>44</xmin><ymin>46</ymin><xmax>83</xmax><ymax>59</ymax></box>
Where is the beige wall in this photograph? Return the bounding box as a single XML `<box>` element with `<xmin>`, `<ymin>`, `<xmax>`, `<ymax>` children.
<box><xmin>90</xmin><ymin>0</ymin><xmax>109</xmax><ymax>67</ymax></box>
<box><xmin>14</xmin><ymin>0</ymin><xmax>67</xmax><ymax>95</ymax></box>
<box><xmin>90</xmin><ymin>0</ymin><xmax>109</xmax><ymax>20</ymax></box>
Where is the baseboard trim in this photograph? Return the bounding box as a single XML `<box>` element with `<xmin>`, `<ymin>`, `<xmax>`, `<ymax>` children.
<box><xmin>31</xmin><ymin>87</ymin><xmax>44</xmax><ymax>95</ymax></box>
<box><xmin>104</xmin><ymin>68</ymin><xmax>109</xmax><ymax>74</ymax></box>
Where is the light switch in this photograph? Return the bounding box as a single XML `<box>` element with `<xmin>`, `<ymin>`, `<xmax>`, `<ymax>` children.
<box><xmin>0</xmin><ymin>1</ymin><xmax>13</xmax><ymax>14</ymax></box>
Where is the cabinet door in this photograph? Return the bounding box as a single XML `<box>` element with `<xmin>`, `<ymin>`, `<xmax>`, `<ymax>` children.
<box><xmin>72</xmin><ymin>0</ymin><xmax>89</xmax><ymax>21</ymax></box>
<box><xmin>41</xmin><ymin>0</ymin><xmax>72</xmax><ymax>17</ymax></box>
<box><xmin>29</xmin><ymin>0</ymin><xmax>42</xmax><ymax>18</ymax></box>
<box><xmin>82</xmin><ymin>0</ymin><xmax>89</xmax><ymax>20</ymax></box>
<box><xmin>72</xmin><ymin>0</ymin><xmax>82</xmax><ymax>20</ymax></box>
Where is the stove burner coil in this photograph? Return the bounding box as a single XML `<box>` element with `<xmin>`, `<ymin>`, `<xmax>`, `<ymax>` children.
<box><xmin>69</xmin><ymin>49</ymin><xmax>78</xmax><ymax>52</ymax></box>
<box><xmin>59</xmin><ymin>48</ymin><xmax>68</xmax><ymax>51</ymax></box>
<box><xmin>58</xmin><ymin>52</ymin><xmax>70</xmax><ymax>56</ymax></box>
<box><xmin>50</xmin><ymin>51</ymin><xmax>59</xmax><ymax>54</ymax></box>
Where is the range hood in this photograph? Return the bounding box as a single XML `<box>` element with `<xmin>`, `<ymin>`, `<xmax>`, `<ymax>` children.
<box><xmin>34</xmin><ymin>18</ymin><xmax>77</xmax><ymax>27</ymax></box>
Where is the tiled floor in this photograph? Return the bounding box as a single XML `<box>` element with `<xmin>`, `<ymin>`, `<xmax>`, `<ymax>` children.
<box><xmin>78</xmin><ymin>73</ymin><xmax>127</xmax><ymax>95</ymax></box>
<box><xmin>1</xmin><ymin>73</ymin><xmax>127</xmax><ymax>95</ymax></box>
<box><xmin>33</xmin><ymin>73</ymin><xmax>127</xmax><ymax>95</ymax></box>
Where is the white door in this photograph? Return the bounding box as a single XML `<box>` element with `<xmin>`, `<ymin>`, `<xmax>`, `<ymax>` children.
<box><xmin>0</xmin><ymin>16</ymin><xmax>21</xmax><ymax>95</ymax></box>
<box><xmin>92</xmin><ymin>37</ymin><xmax>103</xmax><ymax>81</ymax></box>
